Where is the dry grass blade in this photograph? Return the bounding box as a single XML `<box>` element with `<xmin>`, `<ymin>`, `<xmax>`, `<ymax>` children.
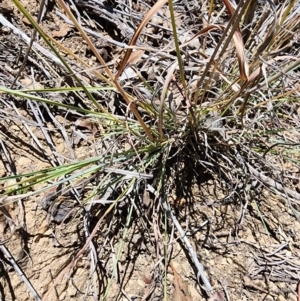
<box><xmin>10</xmin><ymin>0</ymin><xmax>45</xmax><ymax>88</ymax></box>
<box><xmin>221</xmin><ymin>0</ymin><xmax>235</xmax><ymax>16</ymax></box>
<box><xmin>222</xmin><ymin>0</ymin><xmax>249</xmax><ymax>80</ymax></box>
<box><xmin>194</xmin><ymin>0</ymin><xmax>251</xmax><ymax>105</ymax></box>
<box><xmin>127</xmin><ymin>49</ymin><xmax>145</xmax><ymax>65</ymax></box>
<box><xmin>232</xmin><ymin>32</ymin><xmax>249</xmax><ymax>80</ymax></box>
<box><xmin>160</xmin><ymin>193</ymin><xmax>212</xmax><ymax>293</ymax></box>
<box><xmin>115</xmin><ymin>0</ymin><xmax>168</xmax><ymax>79</ymax></box>
<box><xmin>57</xmin><ymin>0</ymin><xmax>113</xmax><ymax>81</ymax></box>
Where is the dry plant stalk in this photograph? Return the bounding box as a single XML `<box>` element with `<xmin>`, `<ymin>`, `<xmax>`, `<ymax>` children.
<box><xmin>115</xmin><ymin>0</ymin><xmax>168</xmax><ymax>78</ymax></box>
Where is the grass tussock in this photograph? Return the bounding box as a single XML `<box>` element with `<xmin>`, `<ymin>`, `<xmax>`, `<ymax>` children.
<box><xmin>0</xmin><ymin>0</ymin><xmax>300</xmax><ymax>299</ymax></box>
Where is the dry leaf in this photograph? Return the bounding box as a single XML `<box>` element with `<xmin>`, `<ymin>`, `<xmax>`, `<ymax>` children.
<box><xmin>76</xmin><ymin>119</ymin><xmax>100</xmax><ymax>135</ymax></box>
<box><xmin>22</xmin><ymin>16</ymin><xmax>37</xmax><ymax>26</ymax></box>
<box><xmin>52</xmin><ymin>24</ymin><xmax>70</xmax><ymax>38</ymax></box>
<box><xmin>170</xmin><ymin>263</ymin><xmax>192</xmax><ymax>301</ymax></box>
<box><xmin>221</xmin><ymin>0</ymin><xmax>249</xmax><ymax>80</ymax></box>
<box><xmin>128</xmin><ymin>50</ymin><xmax>145</xmax><ymax>65</ymax></box>
<box><xmin>208</xmin><ymin>290</ymin><xmax>225</xmax><ymax>301</ymax></box>
<box><xmin>20</xmin><ymin>77</ymin><xmax>44</xmax><ymax>89</ymax></box>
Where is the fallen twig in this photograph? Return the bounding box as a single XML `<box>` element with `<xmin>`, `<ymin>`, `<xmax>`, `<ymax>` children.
<box><xmin>165</xmin><ymin>200</ymin><xmax>213</xmax><ymax>292</ymax></box>
<box><xmin>246</xmin><ymin>162</ymin><xmax>300</xmax><ymax>202</ymax></box>
<box><xmin>234</xmin><ymin>150</ymin><xmax>300</xmax><ymax>202</ymax></box>
<box><xmin>0</xmin><ymin>15</ymin><xmax>65</xmax><ymax>70</ymax></box>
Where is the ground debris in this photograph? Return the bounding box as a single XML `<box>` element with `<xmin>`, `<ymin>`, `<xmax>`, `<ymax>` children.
<box><xmin>170</xmin><ymin>263</ymin><xmax>192</xmax><ymax>301</ymax></box>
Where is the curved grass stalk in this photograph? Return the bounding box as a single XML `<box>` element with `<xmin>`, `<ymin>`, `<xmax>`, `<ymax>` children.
<box><xmin>115</xmin><ymin>0</ymin><xmax>168</xmax><ymax>78</ymax></box>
